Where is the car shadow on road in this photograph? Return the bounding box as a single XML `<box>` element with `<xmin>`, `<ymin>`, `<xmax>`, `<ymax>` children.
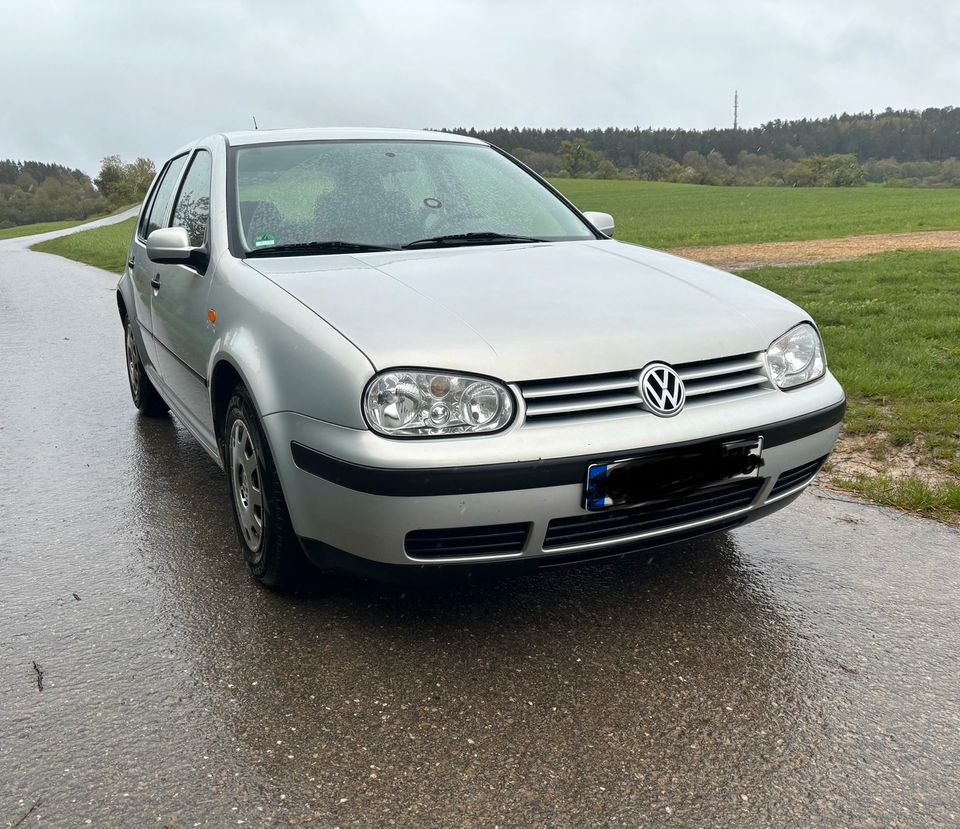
<box><xmin>129</xmin><ymin>413</ymin><xmax>816</xmax><ymax>687</ymax></box>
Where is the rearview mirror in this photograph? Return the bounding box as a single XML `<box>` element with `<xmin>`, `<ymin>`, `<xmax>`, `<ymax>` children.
<box><xmin>582</xmin><ymin>211</ymin><xmax>615</xmax><ymax>237</ymax></box>
<box><xmin>146</xmin><ymin>227</ymin><xmax>208</xmax><ymax>271</ymax></box>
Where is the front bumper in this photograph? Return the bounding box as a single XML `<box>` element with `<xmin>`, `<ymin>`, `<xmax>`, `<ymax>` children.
<box><xmin>263</xmin><ymin>376</ymin><xmax>845</xmax><ymax>569</ymax></box>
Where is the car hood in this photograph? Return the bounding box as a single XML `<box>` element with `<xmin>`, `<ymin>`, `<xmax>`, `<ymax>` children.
<box><xmin>245</xmin><ymin>240</ymin><xmax>809</xmax><ymax>381</ymax></box>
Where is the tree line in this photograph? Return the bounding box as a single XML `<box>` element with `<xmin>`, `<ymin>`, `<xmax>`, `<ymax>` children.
<box><xmin>6</xmin><ymin>106</ymin><xmax>960</xmax><ymax>228</ymax></box>
<box><xmin>446</xmin><ymin>106</ymin><xmax>960</xmax><ymax>186</ymax></box>
<box><xmin>0</xmin><ymin>156</ymin><xmax>154</xmax><ymax>229</ymax></box>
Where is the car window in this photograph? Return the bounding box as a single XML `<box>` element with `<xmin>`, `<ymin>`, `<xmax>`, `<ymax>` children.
<box><xmin>435</xmin><ymin>150</ymin><xmax>576</xmax><ymax>239</ymax></box>
<box><xmin>142</xmin><ymin>154</ymin><xmax>187</xmax><ymax>239</ymax></box>
<box><xmin>233</xmin><ymin>141</ymin><xmax>594</xmax><ymax>252</ymax></box>
<box><xmin>171</xmin><ymin>150</ymin><xmax>212</xmax><ymax>247</ymax></box>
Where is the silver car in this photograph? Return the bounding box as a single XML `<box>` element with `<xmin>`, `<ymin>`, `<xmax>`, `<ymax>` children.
<box><xmin>118</xmin><ymin>128</ymin><xmax>845</xmax><ymax>588</ymax></box>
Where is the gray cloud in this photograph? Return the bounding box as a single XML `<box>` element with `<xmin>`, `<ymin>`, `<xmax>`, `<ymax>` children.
<box><xmin>2</xmin><ymin>0</ymin><xmax>958</xmax><ymax>173</ymax></box>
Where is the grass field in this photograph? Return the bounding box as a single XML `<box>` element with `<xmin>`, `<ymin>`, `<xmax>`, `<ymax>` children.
<box><xmin>1</xmin><ymin>216</ymin><xmax>112</xmax><ymax>241</ymax></box>
<box><xmin>32</xmin><ymin>182</ymin><xmax>960</xmax><ymax>520</ymax></box>
<box><xmin>31</xmin><ymin>217</ymin><xmax>135</xmax><ymax>272</ymax></box>
<box><xmin>552</xmin><ymin>179</ymin><xmax>960</xmax><ymax>248</ymax></box>
<box><xmin>34</xmin><ymin>183</ymin><xmax>960</xmax><ymax>257</ymax></box>
<box><xmin>0</xmin><ymin>205</ymin><xmax>135</xmax><ymax>242</ymax></box>
<box><xmin>744</xmin><ymin>251</ymin><xmax>960</xmax><ymax>520</ymax></box>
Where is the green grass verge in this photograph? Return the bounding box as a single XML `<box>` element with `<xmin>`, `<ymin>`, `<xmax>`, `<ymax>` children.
<box><xmin>31</xmin><ymin>217</ymin><xmax>135</xmax><ymax>273</ymax></box>
<box><xmin>551</xmin><ymin>179</ymin><xmax>960</xmax><ymax>248</ymax></box>
<box><xmin>833</xmin><ymin>474</ymin><xmax>960</xmax><ymax>524</ymax></box>
<box><xmin>743</xmin><ymin>250</ymin><xmax>960</xmax><ymax>520</ymax></box>
<box><xmin>0</xmin><ymin>204</ymin><xmax>136</xmax><ymax>241</ymax></box>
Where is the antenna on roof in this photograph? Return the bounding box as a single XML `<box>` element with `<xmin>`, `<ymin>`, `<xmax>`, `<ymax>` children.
<box><xmin>252</xmin><ymin>115</ymin><xmax>259</xmax><ymax>131</ymax></box>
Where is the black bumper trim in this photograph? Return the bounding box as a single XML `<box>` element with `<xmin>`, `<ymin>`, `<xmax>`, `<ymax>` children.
<box><xmin>290</xmin><ymin>398</ymin><xmax>845</xmax><ymax>498</ymax></box>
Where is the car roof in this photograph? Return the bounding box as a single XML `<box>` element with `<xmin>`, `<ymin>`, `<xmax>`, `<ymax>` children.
<box><xmin>220</xmin><ymin>127</ymin><xmax>487</xmax><ymax>148</ymax></box>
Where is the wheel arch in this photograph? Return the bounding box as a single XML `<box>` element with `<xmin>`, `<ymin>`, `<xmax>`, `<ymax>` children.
<box><xmin>116</xmin><ymin>271</ymin><xmax>135</xmax><ymax>323</ymax></box>
<box><xmin>210</xmin><ymin>344</ymin><xmax>291</xmax><ymax>460</ymax></box>
<box><xmin>210</xmin><ymin>355</ymin><xmax>251</xmax><ymax>462</ymax></box>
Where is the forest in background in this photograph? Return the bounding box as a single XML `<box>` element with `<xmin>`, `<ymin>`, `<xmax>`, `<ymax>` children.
<box><xmin>0</xmin><ymin>155</ymin><xmax>154</xmax><ymax>229</ymax></box>
<box><xmin>7</xmin><ymin>106</ymin><xmax>960</xmax><ymax>229</ymax></box>
<box><xmin>0</xmin><ymin>161</ymin><xmax>107</xmax><ymax>228</ymax></box>
<box><xmin>446</xmin><ymin>106</ymin><xmax>960</xmax><ymax>187</ymax></box>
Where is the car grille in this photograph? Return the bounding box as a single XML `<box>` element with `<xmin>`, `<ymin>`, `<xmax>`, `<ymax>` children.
<box><xmin>518</xmin><ymin>353</ymin><xmax>769</xmax><ymax>423</ymax></box>
<box><xmin>768</xmin><ymin>456</ymin><xmax>828</xmax><ymax>500</ymax></box>
<box><xmin>404</xmin><ymin>522</ymin><xmax>530</xmax><ymax>560</ymax></box>
<box><xmin>542</xmin><ymin>478</ymin><xmax>763</xmax><ymax>550</ymax></box>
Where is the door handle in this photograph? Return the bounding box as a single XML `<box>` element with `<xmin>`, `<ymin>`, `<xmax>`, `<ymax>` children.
<box><xmin>150</xmin><ymin>274</ymin><xmax>161</xmax><ymax>291</ymax></box>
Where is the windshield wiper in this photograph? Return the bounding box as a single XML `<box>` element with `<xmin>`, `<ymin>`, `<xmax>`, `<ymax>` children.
<box><xmin>246</xmin><ymin>240</ymin><xmax>398</xmax><ymax>257</ymax></box>
<box><xmin>402</xmin><ymin>232</ymin><xmax>547</xmax><ymax>249</ymax></box>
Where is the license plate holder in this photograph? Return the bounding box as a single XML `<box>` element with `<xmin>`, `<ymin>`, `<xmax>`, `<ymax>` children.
<box><xmin>584</xmin><ymin>437</ymin><xmax>763</xmax><ymax>511</ymax></box>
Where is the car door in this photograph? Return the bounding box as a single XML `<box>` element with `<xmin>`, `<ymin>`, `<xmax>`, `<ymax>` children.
<box><xmin>150</xmin><ymin>148</ymin><xmax>216</xmax><ymax>444</ymax></box>
<box><xmin>129</xmin><ymin>154</ymin><xmax>187</xmax><ymax>368</ymax></box>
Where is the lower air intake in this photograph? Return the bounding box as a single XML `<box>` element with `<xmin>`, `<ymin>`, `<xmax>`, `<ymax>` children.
<box><xmin>768</xmin><ymin>456</ymin><xmax>828</xmax><ymax>499</ymax></box>
<box><xmin>405</xmin><ymin>523</ymin><xmax>530</xmax><ymax>559</ymax></box>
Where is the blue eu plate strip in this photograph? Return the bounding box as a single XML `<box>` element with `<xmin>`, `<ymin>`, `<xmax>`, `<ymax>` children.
<box><xmin>586</xmin><ymin>464</ymin><xmax>611</xmax><ymax>511</ymax></box>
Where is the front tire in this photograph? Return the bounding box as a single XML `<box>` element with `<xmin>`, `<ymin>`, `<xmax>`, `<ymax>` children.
<box><xmin>124</xmin><ymin>318</ymin><xmax>168</xmax><ymax>416</ymax></box>
<box><xmin>224</xmin><ymin>385</ymin><xmax>312</xmax><ymax>590</ymax></box>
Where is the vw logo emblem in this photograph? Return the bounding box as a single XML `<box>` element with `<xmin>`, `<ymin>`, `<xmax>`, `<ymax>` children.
<box><xmin>639</xmin><ymin>363</ymin><xmax>685</xmax><ymax>417</ymax></box>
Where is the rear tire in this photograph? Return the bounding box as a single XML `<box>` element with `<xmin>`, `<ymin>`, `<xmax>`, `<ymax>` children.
<box><xmin>124</xmin><ymin>318</ymin><xmax>168</xmax><ymax>416</ymax></box>
<box><xmin>224</xmin><ymin>384</ymin><xmax>312</xmax><ymax>590</ymax></box>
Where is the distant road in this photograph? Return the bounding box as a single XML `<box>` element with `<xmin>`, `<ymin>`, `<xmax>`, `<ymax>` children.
<box><xmin>0</xmin><ymin>206</ymin><xmax>138</xmax><ymax>251</ymax></box>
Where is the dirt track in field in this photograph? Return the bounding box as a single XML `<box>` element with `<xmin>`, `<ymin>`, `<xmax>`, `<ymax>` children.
<box><xmin>670</xmin><ymin>229</ymin><xmax>960</xmax><ymax>271</ymax></box>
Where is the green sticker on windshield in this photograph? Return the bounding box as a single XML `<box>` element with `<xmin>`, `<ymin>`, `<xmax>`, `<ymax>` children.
<box><xmin>254</xmin><ymin>233</ymin><xmax>276</xmax><ymax>248</ymax></box>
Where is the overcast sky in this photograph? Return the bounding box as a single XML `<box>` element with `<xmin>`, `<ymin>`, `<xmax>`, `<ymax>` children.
<box><xmin>2</xmin><ymin>0</ymin><xmax>958</xmax><ymax>174</ymax></box>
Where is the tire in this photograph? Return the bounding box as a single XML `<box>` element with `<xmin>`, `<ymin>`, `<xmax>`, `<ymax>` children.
<box><xmin>124</xmin><ymin>317</ymin><xmax>168</xmax><ymax>416</ymax></box>
<box><xmin>224</xmin><ymin>384</ymin><xmax>312</xmax><ymax>590</ymax></box>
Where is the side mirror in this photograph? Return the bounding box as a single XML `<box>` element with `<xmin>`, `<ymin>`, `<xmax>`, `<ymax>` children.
<box><xmin>146</xmin><ymin>227</ymin><xmax>208</xmax><ymax>271</ymax></box>
<box><xmin>582</xmin><ymin>211</ymin><xmax>615</xmax><ymax>237</ymax></box>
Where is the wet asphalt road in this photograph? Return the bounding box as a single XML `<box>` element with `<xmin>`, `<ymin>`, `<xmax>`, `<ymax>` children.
<box><xmin>1</xmin><ymin>221</ymin><xmax>959</xmax><ymax>829</ymax></box>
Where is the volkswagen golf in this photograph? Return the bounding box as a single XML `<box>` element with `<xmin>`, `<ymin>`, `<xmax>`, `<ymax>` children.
<box><xmin>118</xmin><ymin>128</ymin><xmax>845</xmax><ymax>589</ymax></box>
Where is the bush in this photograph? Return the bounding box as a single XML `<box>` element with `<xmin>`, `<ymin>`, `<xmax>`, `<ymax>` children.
<box><xmin>559</xmin><ymin>141</ymin><xmax>600</xmax><ymax>178</ymax></box>
<box><xmin>784</xmin><ymin>155</ymin><xmax>866</xmax><ymax>187</ymax></box>
<box><xmin>95</xmin><ymin>155</ymin><xmax>155</xmax><ymax>207</ymax></box>
<box><xmin>594</xmin><ymin>159</ymin><xmax>620</xmax><ymax>179</ymax></box>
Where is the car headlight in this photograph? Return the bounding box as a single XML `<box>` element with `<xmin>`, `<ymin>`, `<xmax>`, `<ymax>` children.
<box><xmin>363</xmin><ymin>370</ymin><xmax>515</xmax><ymax>437</ymax></box>
<box><xmin>766</xmin><ymin>323</ymin><xmax>826</xmax><ymax>389</ymax></box>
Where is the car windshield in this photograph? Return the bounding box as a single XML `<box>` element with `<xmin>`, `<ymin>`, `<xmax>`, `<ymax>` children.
<box><xmin>231</xmin><ymin>140</ymin><xmax>595</xmax><ymax>254</ymax></box>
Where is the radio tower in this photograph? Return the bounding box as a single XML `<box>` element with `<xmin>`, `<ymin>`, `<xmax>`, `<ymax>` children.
<box><xmin>733</xmin><ymin>90</ymin><xmax>739</xmax><ymax>130</ymax></box>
